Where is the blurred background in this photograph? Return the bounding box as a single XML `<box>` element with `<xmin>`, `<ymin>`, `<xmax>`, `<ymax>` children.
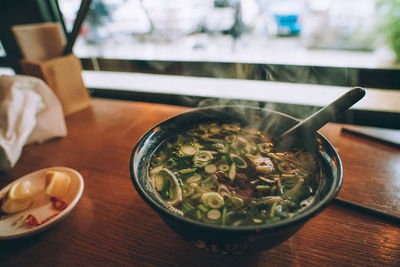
<box><xmin>57</xmin><ymin>0</ymin><xmax>398</xmax><ymax>67</ymax></box>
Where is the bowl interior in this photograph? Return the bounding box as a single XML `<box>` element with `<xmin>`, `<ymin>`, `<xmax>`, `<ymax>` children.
<box><xmin>130</xmin><ymin>105</ymin><xmax>342</xmax><ymax>231</ymax></box>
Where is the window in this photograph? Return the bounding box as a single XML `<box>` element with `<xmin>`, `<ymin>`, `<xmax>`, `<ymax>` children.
<box><xmin>1</xmin><ymin>0</ymin><xmax>399</xmax><ymax>129</ymax></box>
<box><xmin>62</xmin><ymin>0</ymin><xmax>397</xmax><ymax>68</ymax></box>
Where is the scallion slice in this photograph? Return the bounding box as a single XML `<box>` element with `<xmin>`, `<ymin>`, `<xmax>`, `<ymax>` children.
<box><xmin>158</xmin><ymin>168</ymin><xmax>183</xmax><ymax>205</ymax></box>
<box><xmin>153</xmin><ymin>174</ymin><xmax>164</xmax><ymax>192</ymax></box>
<box><xmin>218</xmin><ymin>164</ymin><xmax>229</xmax><ymax>172</ymax></box>
<box><xmin>186</xmin><ymin>173</ymin><xmax>202</xmax><ymax>184</ymax></box>
<box><xmin>207</xmin><ymin>209</ymin><xmax>222</xmax><ymax>220</ymax></box>
<box><xmin>194</xmin><ymin>151</ymin><xmax>213</xmax><ymax>162</ymax></box>
<box><xmin>229</xmin><ymin>154</ymin><xmax>247</xmax><ymax>168</ymax></box>
<box><xmin>178</xmin><ymin>167</ymin><xmax>197</xmax><ymax>174</ymax></box>
<box><xmin>229</xmin><ymin>162</ymin><xmax>236</xmax><ymax>180</ymax></box>
<box><xmin>204</xmin><ymin>164</ymin><xmax>217</xmax><ymax>173</ymax></box>
<box><xmin>201</xmin><ymin>192</ymin><xmax>224</xmax><ymax>209</ymax></box>
<box><xmin>180</xmin><ymin>144</ymin><xmax>198</xmax><ymax>157</ymax></box>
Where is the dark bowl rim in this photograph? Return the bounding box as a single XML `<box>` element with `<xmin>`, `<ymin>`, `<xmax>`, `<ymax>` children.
<box><xmin>130</xmin><ymin>105</ymin><xmax>343</xmax><ymax>233</ymax></box>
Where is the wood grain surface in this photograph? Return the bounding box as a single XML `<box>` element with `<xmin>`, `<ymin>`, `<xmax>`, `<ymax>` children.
<box><xmin>0</xmin><ymin>98</ymin><xmax>399</xmax><ymax>266</ymax></box>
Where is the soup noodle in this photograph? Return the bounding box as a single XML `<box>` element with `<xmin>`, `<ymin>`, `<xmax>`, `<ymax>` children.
<box><xmin>149</xmin><ymin>121</ymin><xmax>320</xmax><ymax>226</ymax></box>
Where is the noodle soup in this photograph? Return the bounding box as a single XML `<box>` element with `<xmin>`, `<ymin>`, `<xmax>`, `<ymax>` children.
<box><xmin>149</xmin><ymin>121</ymin><xmax>320</xmax><ymax>227</ymax></box>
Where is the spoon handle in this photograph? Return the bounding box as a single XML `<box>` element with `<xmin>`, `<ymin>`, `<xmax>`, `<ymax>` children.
<box><xmin>279</xmin><ymin>87</ymin><xmax>366</xmax><ymax>139</ymax></box>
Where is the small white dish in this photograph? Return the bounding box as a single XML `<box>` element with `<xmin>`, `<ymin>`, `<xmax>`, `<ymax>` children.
<box><xmin>0</xmin><ymin>167</ymin><xmax>84</xmax><ymax>239</ymax></box>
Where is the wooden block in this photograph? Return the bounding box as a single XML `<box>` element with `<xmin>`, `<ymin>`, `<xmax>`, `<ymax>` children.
<box><xmin>20</xmin><ymin>54</ymin><xmax>91</xmax><ymax>116</ymax></box>
<box><xmin>12</xmin><ymin>22</ymin><xmax>66</xmax><ymax>61</ymax></box>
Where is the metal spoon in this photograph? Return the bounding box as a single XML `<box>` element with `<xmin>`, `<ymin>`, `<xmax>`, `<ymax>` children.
<box><xmin>276</xmin><ymin>87</ymin><xmax>366</xmax><ymax>150</ymax></box>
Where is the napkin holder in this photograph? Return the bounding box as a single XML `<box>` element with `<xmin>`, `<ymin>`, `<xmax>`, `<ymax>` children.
<box><xmin>20</xmin><ymin>53</ymin><xmax>91</xmax><ymax>116</ymax></box>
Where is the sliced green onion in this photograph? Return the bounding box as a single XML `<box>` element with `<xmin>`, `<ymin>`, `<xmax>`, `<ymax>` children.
<box><xmin>212</xmin><ymin>142</ymin><xmax>228</xmax><ymax>153</ymax></box>
<box><xmin>204</xmin><ymin>164</ymin><xmax>217</xmax><ymax>173</ymax></box>
<box><xmin>152</xmin><ymin>174</ymin><xmax>164</xmax><ymax>192</ymax></box>
<box><xmin>253</xmin><ymin>218</ymin><xmax>263</xmax><ymax>224</ymax></box>
<box><xmin>177</xmin><ymin>177</ymin><xmax>183</xmax><ymax>188</ymax></box>
<box><xmin>169</xmin><ymin>187</ymin><xmax>174</xmax><ymax>201</ymax></box>
<box><xmin>180</xmin><ymin>144</ymin><xmax>198</xmax><ymax>157</ymax></box>
<box><xmin>193</xmin><ymin>151</ymin><xmax>213</xmax><ymax>163</ymax></box>
<box><xmin>195</xmin><ymin>210</ymin><xmax>203</xmax><ymax>220</ymax></box>
<box><xmin>276</xmin><ymin>179</ymin><xmax>284</xmax><ymax>195</ymax></box>
<box><xmin>250</xmin><ymin>179</ymin><xmax>260</xmax><ymax>184</ymax></box>
<box><xmin>229</xmin><ymin>154</ymin><xmax>247</xmax><ymax>168</ymax></box>
<box><xmin>161</xmin><ymin>178</ymin><xmax>170</xmax><ymax>199</ymax></box>
<box><xmin>258</xmin><ymin>196</ymin><xmax>283</xmax><ymax>204</ymax></box>
<box><xmin>281</xmin><ymin>173</ymin><xmax>297</xmax><ymax>179</ymax></box>
<box><xmin>218</xmin><ymin>164</ymin><xmax>229</xmax><ymax>172</ymax></box>
<box><xmin>254</xmin><ymin>157</ymin><xmax>275</xmax><ymax>173</ymax></box>
<box><xmin>194</xmin><ymin>161</ymin><xmax>209</xmax><ymax>168</ymax></box>
<box><xmin>159</xmin><ymin>168</ymin><xmax>183</xmax><ymax>205</ymax></box>
<box><xmin>190</xmin><ymin>193</ymin><xmax>202</xmax><ymax>200</ymax></box>
<box><xmin>230</xmin><ymin>196</ymin><xmax>244</xmax><ymax>209</ymax></box>
<box><xmin>228</xmin><ymin>162</ymin><xmax>236</xmax><ymax>180</ymax></box>
<box><xmin>201</xmin><ymin>192</ymin><xmax>224</xmax><ymax>209</ymax></box>
<box><xmin>270</xmin><ymin>201</ymin><xmax>278</xmax><ymax>218</ymax></box>
<box><xmin>182</xmin><ymin>203</ymin><xmax>195</xmax><ymax>212</ymax></box>
<box><xmin>178</xmin><ymin>167</ymin><xmax>197</xmax><ymax>175</ymax></box>
<box><xmin>197</xmin><ymin>204</ymin><xmax>209</xmax><ymax>212</ymax></box>
<box><xmin>207</xmin><ymin>209</ymin><xmax>222</xmax><ymax>220</ymax></box>
<box><xmin>245</xmin><ymin>153</ymin><xmax>258</xmax><ymax>160</ymax></box>
<box><xmin>256</xmin><ymin>185</ymin><xmax>270</xmax><ymax>191</ymax></box>
<box><xmin>221</xmin><ymin>207</ymin><xmax>227</xmax><ymax>226</ymax></box>
<box><xmin>186</xmin><ymin>174</ymin><xmax>202</xmax><ymax>184</ymax></box>
<box><xmin>176</xmin><ymin>151</ymin><xmax>185</xmax><ymax>157</ymax></box>
<box><xmin>258</xmin><ymin>176</ymin><xmax>275</xmax><ymax>183</ymax></box>
<box><xmin>184</xmin><ymin>187</ymin><xmax>195</xmax><ymax>198</ymax></box>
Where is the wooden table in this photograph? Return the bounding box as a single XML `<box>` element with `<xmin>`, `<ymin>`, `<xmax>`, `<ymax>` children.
<box><xmin>1</xmin><ymin>98</ymin><xmax>399</xmax><ymax>266</ymax></box>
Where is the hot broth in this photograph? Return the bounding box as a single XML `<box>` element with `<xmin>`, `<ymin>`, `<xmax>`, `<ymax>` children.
<box><xmin>149</xmin><ymin>121</ymin><xmax>320</xmax><ymax>226</ymax></box>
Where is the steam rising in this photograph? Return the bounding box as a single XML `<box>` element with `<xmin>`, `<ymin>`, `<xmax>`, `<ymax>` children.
<box><xmin>174</xmin><ymin>96</ymin><xmax>333</xmax><ymax>153</ymax></box>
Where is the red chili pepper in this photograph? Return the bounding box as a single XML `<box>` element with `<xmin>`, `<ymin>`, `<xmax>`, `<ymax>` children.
<box><xmin>25</xmin><ymin>213</ymin><xmax>60</xmax><ymax>226</ymax></box>
<box><xmin>25</xmin><ymin>214</ymin><xmax>40</xmax><ymax>227</ymax></box>
<box><xmin>51</xmin><ymin>197</ymin><xmax>68</xmax><ymax>211</ymax></box>
<box><xmin>41</xmin><ymin>213</ymin><xmax>60</xmax><ymax>224</ymax></box>
<box><xmin>24</xmin><ymin>198</ymin><xmax>68</xmax><ymax>227</ymax></box>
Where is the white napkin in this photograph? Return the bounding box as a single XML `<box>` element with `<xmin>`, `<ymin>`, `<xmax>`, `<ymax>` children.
<box><xmin>0</xmin><ymin>75</ymin><xmax>67</xmax><ymax>169</ymax></box>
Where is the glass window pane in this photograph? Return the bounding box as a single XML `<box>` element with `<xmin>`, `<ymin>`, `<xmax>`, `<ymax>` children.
<box><xmin>58</xmin><ymin>0</ymin><xmax>398</xmax><ymax>68</ymax></box>
<box><xmin>0</xmin><ymin>41</ymin><xmax>6</xmax><ymax>57</ymax></box>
